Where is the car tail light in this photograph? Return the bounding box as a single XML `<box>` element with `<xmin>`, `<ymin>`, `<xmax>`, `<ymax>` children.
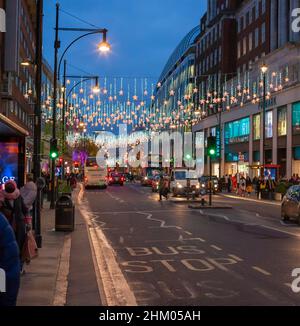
<box><xmin>109</xmin><ymin>177</ymin><xmax>113</xmax><ymax>181</ymax></box>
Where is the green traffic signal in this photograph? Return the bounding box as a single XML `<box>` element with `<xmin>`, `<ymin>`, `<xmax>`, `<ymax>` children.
<box><xmin>50</xmin><ymin>138</ymin><xmax>59</xmax><ymax>160</ymax></box>
<box><xmin>50</xmin><ymin>152</ymin><xmax>58</xmax><ymax>159</ymax></box>
<box><xmin>209</xmin><ymin>149</ymin><xmax>216</xmax><ymax>156</ymax></box>
<box><xmin>207</xmin><ymin>136</ymin><xmax>217</xmax><ymax>157</ymax></box>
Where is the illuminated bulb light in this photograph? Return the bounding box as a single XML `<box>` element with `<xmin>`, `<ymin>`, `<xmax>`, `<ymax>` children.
<box><xmin>67</xmin><ymin>80</ymin><xmax>71</xmax><ymax>85</ymax></box>
<box><xmin>28</xmin><ymin>89</ymin><xmax>33</xmax><ymax>95</ymax></box>
<box><xmin>272</xmin><ymin>72</ymin><xmax>277</xmax><ymax>77</ymax></box>
<box><xmin>126</xmin><ymin>101</ymin><xmax>131</xmax><ymax>106</ymax></box>
<box><xmin>270</xmin><ymin>84</ymin><xmax>274</xmax><ymax>89</ymax></box>
<box><xmin>164</xmin><ymin>100</ymin><xmax>168</xmax><ymax>105</ymax></box>
<box><xmin>90</xmin><ymin>94</ymin><xmax>94</xmax><ymax>99</ymax></box>
<box><xmin>151</xmin><ymin>95</ymin><xmax>155</xmax><ymax>100</ymax></box>
<box><xmin>109</xmin><ymin>96</ymin><xmax>113</xmax><ymax>101</ymax></box>
<box><xmin>169</xmin><ymin>90</ymin><xmax>175</xmax><ymax>96</ymax></box>
<box><xmin>140</xmin><ymin>101</ymin><xmax>145</xmax><ymax>106</ymax></box>
<box><xmin>97</xmin><ymin>100</ymin><xmax>101</xmax><ymax>105</ymax></box>
<box><xmin>144</xmin><ymin>90</ymin><xmax>148</xmax><ymax>96</ymax></box>
<box><xmin>157</xmin><ymin>82</ymin><xmax>162</xmax><ymax>88</ymax></box>
<box><xmin>285</xmin><ymin>77</ymin><xmax>289</xmax><ymax>82</ymax></box>
<box><xmin>79</xmin><ymin>88</ymin><xmax>84</xmax><ymax>94</ymax></box>
<box><xmin>119</xmin><ymin>90</ymin><xmax>124</xmax><ymax>96</ymax></box>
<box><xmin>226</xmin><ymin>106</ymin><xmax>230</xmax><ymax>111</ymax></box>
<box><xmin>72</xmin><ymin>93</ymin><xmax>77</xmax><ymax>99</ymax></box>
<box><xmin>103</xmin><ymin>89</ymin><xmax>108</xmax><ymax>94</ymax></box>
<box><xmin>133</xmin><ymin>95</ymin><xmax>138</xmax><ymax>101</ymax></box>
<box><xmin>240</xmin><ymin>102</ymin><xmax>244</xmax><ymax>107</ymax></box>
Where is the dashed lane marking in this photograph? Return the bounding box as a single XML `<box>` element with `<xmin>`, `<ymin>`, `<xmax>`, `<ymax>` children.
<box><xmin>228</xmin><ymin>254</ymin><xmax>243</xmax><ymax>262</ymax></box>
<box><xmin>252</xmin><ymin>266</ymin><xmax>272</xmax><ymax>276</ymax></box>
<box><xmin>210</xmin><ymin>245</ymin><xmax>222</xmax><ymax>251</ymax></box>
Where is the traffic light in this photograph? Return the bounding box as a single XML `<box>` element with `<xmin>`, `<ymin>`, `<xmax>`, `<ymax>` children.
<box><xmin>50</xmin><ymin>138</ymin><xmax>59</xmax><ymax>160</ymax></box>
<box><xmin>207</xmin><ymin>136</ymin><xmax>216</xmax><ymax>157</ymax></box>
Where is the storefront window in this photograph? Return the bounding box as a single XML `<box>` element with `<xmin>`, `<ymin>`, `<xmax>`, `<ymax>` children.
<box><xmin>253</xmin><ymin>114</ymin><xmax>260</xmax><ymax>140</ymax></box>
<box><xmin>293</xmin><ymin>102</ymin><xmax>300</xmax><ymax>134</ymax></box>
<box><xmin>265</xmin><ymin>110</ymin><xmax>273</xmax><ymax>138</ymax></box>
<box><xmin>225</xmin><ymin>117</ymin><xmax>250</xmax><ymax>144</ymax></box>
<box><xmin>278</xmin><ymin>106</ymin><xmax>287</xmax><ymax>136</ymax></box>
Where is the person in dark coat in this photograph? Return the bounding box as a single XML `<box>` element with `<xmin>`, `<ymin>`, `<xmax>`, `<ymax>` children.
<box><xmin>0</xmin><ymin>212</ymin><xmax>20</xmax><ymax>306</ymax></box>
<box><xmin>0</xmin><ymin>180</ymin><xmax>28</xmax><ymax>273</ymax></box>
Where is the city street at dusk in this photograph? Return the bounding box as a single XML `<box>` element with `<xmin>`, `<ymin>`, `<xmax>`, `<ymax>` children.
<box><xmin>1</xmin><ymin>0</ymin><xmax>300</xmax><ymax>323</ymax></box>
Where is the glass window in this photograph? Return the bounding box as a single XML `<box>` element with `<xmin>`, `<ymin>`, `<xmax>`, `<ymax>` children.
<box><xmin>265</xmin><ymin>110</ymin><xmax>273</xmax><ymax>138</ymax></box>
<box><xmin>255</xmin><ymin>27</ymin><xmax>259</xmax><ymax>47</ymax></box>
<box><xmin>261</xmin><ymin>22</ymin><xmax>266</xmax><ymax>43</ymax></box>
<box><xmin>293</xmin><ymin>102</ymin><xmax>300</xmax><ymax>134</ymax></box>
<box><xmin>225</xmin><ymin>117</ymin><xmax>250</xmax><ymax>143</ymax></box>
<box><xmin>253</xmin><ymin>114</ymin><xmax>260</xmax><ymax>140</ymax></box>
<box><xmin>249</xmin><ymin>32</ymin><xmax>253</xmax><ymax>51</ymax></box>
<box><xmin>278</xmin><ymin>106</ymin><xmax>287</xmax><ymax>136</ymax></box>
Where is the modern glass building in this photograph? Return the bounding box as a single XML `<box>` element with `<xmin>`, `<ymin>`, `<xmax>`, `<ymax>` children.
<box><xmin>151</xmin><ymin>26</ymin><xmax>200</xmax><ymax>131</ymax></box>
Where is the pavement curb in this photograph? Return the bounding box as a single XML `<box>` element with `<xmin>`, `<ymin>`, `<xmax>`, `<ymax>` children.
<box><xmin>188</xmin><ymin>205</ymin><xmax>233</xmax><ymax>209</ymax></box>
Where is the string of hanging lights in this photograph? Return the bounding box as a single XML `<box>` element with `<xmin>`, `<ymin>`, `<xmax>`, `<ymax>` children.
<box><xmin>23</xmin><ymin>65</ymin><xmax>290</xmax><ymax>142</ymax></box>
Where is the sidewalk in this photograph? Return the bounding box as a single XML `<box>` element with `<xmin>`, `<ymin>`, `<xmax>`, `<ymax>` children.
<box><xmin>17</xmin><ymin>203</ymin><xmax>66</xmax><ymax>306</ymax></box>
<box><xmin>218</xmin><ymin>191</ymin><xmax>281</xmax><ymax>206</ymax></box>
<box><xmin>17</xmin><ymin>188</ymin><xmax>101</xmax><ymax>306</ymax></box>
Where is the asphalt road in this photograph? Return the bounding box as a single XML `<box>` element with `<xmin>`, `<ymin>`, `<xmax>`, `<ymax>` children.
<box><xmin>79</xmin><ymin>183</ymin><xmax>300</xmax><ymax>306</ymax></box>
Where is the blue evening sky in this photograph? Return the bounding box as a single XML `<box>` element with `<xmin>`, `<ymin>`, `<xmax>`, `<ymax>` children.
<box><xmin>43</xmin><ymin>0</ymin><xmax>206</xmax><ymax>80</ymax></box>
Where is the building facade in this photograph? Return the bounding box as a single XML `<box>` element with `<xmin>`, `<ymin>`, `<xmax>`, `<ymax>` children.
<box><xmin>152</xmin><ymin>26</ymin><xmax>200</xmax><ymax>131</ymax></box>
<box><xmin>193</xmin><ymin>0</ymin><xmax>300</xmax><ymax>179</ymax></box>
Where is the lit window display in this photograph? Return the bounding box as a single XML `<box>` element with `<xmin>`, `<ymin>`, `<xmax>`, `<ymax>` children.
<box><xmin>265</xmin><ymin>110</ymin><xmax>273</xmax><ymax>138</ymax></box>
<box><xmin>253</xmin><ymin>114</ymin><xmax>260</xmax><ymax>140</ymax></box>
<box><xmin>278</xmin><ymin>106</ymin><xmax>287</xmax><ymax>136</ymax></box>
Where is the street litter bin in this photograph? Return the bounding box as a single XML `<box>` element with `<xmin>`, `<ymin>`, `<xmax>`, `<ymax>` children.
<box><xmin>55</xmin><ymin>195</ymin><xmax>75</xmax><ymax>232</ymax></box>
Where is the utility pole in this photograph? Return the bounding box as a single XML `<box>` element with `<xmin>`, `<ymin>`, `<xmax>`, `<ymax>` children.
<box><xmin>50</xmin><ymin>3</ymin><xmax>60</xmax><ymax>209</ymax></box>
<box><xmin>33</xmin><ymin>0</ymin><xmax>43</xmax><ymax>247</ymax></box>
<box><xmin>61</xmin><ymin>59</ymin><xmax>67</xmax><ymax>179</ymax></box>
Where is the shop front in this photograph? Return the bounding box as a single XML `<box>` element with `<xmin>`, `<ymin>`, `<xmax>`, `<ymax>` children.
<box><xmin>0</xmin><ymin>113</ymin><xmax>28</xmax><ymax>188</ymax></box>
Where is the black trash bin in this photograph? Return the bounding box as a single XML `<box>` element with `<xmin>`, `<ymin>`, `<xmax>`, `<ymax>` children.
<box><xmin>55</xmin><ymin>195</ymin><xmax>75</xmax><ymax>232</ymax></box>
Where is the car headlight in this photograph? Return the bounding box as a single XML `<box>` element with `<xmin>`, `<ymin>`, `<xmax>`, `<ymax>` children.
<box><xmin>177</xmin><ymin>184</ymin><xmax>183</xmax><ymax>189</ymax></box>
<box><xmin>144</xmin><ymin>177</ymin><xmax>148</xmax><ymax>180</ymax></box>
<box><xmin>201</xmin><ymin>183</ymin><xmax>205</xmax><ymax>187</ymax></box>
<box><xmin>196</xmin><ymin>184</ymin><xmax>200</xmax><ymax>189</ymax></box>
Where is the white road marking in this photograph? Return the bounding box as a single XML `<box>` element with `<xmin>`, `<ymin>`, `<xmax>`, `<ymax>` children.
<box><xmin>184</xmin><ymin>231</ymin><xmax>193</xmax><ymax>236</ymax></box>
<box><xmin>253</xmin><ymin>288</ymin><xmax>277</xmax><ymax>301</ymax></box>
<box><xmin>79</xmin><ymin>184</ymin><xmax>137</xmax><ymax>306</ymax></box>
<box><xmin>52</xmin><ymin>234</ymin><xmax>72</xmax><ymax>306</ymax></box>
<box><xmin>260</xmin><ymin>224</ymin><xmax>300</xmax><ymax>238</ymax></box>
<box><xmin>199</xmin><ymin>210</ymin><xmax>230</xmax><ymax>221</ymax></box>
<box><xmin>178</xmin><ymin>235</ymin><xmax>206</xmax><ymax>243</ymax></box>
<box><xmin>252</xmin><ymin>266</ymin><xmax>272</xmax><ymax>276</ymax></box>
<box><xmin>210</xmin><ymin>245</ymin><xmax>222</xmax><ymax>251</ymax></box>
<box><xmin>221</xmin><ymin>194</ymin><xmax>281</xmax><ymax>206</ymax></box>
<box><xmin>228</xmin><ymin>254</ymin><xmax>243</xmax><ymax>262</ymax></box>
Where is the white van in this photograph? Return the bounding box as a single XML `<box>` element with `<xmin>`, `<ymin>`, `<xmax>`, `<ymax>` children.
<box><xmin>170</xmin><ymin>169</ymin><xmax>200</xmax><ymax>197</ymax></box>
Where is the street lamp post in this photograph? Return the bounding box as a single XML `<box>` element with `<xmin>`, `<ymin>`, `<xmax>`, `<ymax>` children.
<box><xmin>50</xmin><ymin>3</ymin><xmax>110</xmax><ymax>209</ymax></box>
<box><xmin>260</xmin><ymin>63</ymin><xmax>268</xmax><ymax>179</ymax></box>
<box><xmin>33</xmin><ymin>0</ymin><xmax>43</xmax><ymax>248</ymax></box>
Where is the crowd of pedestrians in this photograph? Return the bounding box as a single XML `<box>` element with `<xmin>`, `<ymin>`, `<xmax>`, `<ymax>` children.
<box><xmin>223</xmin><ymin>173</ymin><xmax>276</xmax><ymax>199</ymax></box>
<box><xmin>0</xmin><ymin>174</ymin><xmax>38</xmax><ymax>306</ymax></box>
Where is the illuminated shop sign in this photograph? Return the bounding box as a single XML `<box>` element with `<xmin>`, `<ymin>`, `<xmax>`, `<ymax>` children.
<box><xmin>0</xmin><ymin>143</ymin><xmax>18</xmax><ymax>186</ymax></box>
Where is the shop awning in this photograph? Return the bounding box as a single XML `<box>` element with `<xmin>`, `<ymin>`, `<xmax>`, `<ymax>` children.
<box><xmin>0</xmin><ymin>113</ymin><xmax>29</xmax><ymax>137</ymax></box>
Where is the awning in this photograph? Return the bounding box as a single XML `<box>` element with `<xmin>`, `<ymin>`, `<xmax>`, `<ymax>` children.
<box><xmin>0</xmin><ymin>113</ymin><xmax>29</xmax><ymax>137</ymax></box>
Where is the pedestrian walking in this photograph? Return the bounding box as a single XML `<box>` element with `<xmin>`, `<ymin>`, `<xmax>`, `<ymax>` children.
<box><xmin>227</xmin><ymin>175</ymin><xmax>232</xmax><ymax>193</ymax></box>
<box><xmin>0</xmin><ymin>212</ymin><xmax>20</xmax><ymax>306</ymax></box>
<box><xmin>0</xmin><ymin>180</ymin><xmax>28</xmax><ymax>274</ymax></box>
<box><xmin>20</xmin><ymin>174</ymin><xmax>37</xmax><ymax>227</ymax></box>
<box><xmin>246</xmin><ymin>176</ymin><xmax>253</xmax><ymax>196</ymax></box>
<box><xmin>239</xmin><ymin>176</ymin><xmax>246</xmax><ymax>197</ymax></box>
<box><xmin>158</xmin><ymin>176</ymin><xmax>169</xmax><ymax>201</ymax></box>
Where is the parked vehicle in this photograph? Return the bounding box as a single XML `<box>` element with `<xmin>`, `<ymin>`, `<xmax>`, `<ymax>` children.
<box><xmin>281</xmin><ymin>185</ymin><xmax>300</xmax><ymax>224</ymax></box>
<box><xmin>170</xmin><ymin>169</ymin><xmax>200</xmax><ymax>197</ymax></box>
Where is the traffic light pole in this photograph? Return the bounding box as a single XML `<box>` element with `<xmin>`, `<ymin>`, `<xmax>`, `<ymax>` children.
<box><xmin>50</xmin><ymin>3</ymin><xmax>60</xmax><ymax>210</ymax></box>
<box><xmin>209</xmin><ymin>155</ymin><xmax>212</xmax><ymax>206</ymax></box>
